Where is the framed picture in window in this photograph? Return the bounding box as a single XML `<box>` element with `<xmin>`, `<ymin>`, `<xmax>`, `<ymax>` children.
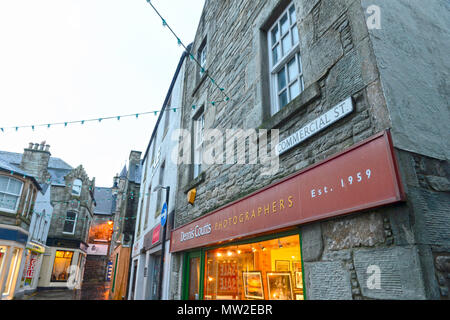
<box><xmin>295</xmin><ymin>293</ymin><xmax>304</xmax><ymax>300</ymax></box>
<box><xmin>266</xmin><ymin>272</ymin><xmax>293</xmax><ymax>300</ymax></box>
<box><xmin>242</xmin><ymin>271</ymin><xmax>264</xmax><ymax>300</ymax></box>
<box><xmin>275</xmin><ymin>260</ymin><xmax>290</xmax><ymax>271</ymax></box>
<box><xmin>292</xmin><ymin>260</ymin><xmax>302</xmax><ymax>272</ymax></box>
<box><xmin>295</xmin><ymin>271</ymin><xmax>303</xmax><ymax>289</ymax></box>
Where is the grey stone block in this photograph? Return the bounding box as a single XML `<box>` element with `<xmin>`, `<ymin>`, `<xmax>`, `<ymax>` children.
<box><xmin>300</xmin><ymin>223</ymin><xmax>323</xmax><ymax>262</ymax></box>
<box><xmin>322</xmin><ymin>212</ymin><xmax>386</xmax><ymax>251</ymax></box>
<box><xmin>304</xmin><ymin>261</ymin><xmax>353</xmax><ymax>300</ymax></box>
<box><xmin>353</xmin><ymin>246</ymin><xmax>426</xmax><ymax>300</ymax></box>
<box><xmin>409</xmin><ymin>187</ymin><xmax>450</xmax><ymax>246</ymax></box>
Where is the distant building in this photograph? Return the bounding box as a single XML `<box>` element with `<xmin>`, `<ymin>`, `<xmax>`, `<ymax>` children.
<box><xmin>108</xmin><ymin>151</ymin><xmax>142</xmax><ymax>300</ymax></box>
<box><xmin>129</xmin><ymin>46</ymin><xmax>189</xmax><ymax>300</ymax></box>
<box><xmin>83</xmin><ymin>187</ymin><xmax>115</xmax><ymax>283</ymax></box>
<box><xmin>0</xmin><ymin>142</ymin><xmax>95</xmax><ymax>294</ymax></box>
<box><xmin>0</xmin><ymin>152</ymin><xmax>41</xmax><ymax>300</ymax></box>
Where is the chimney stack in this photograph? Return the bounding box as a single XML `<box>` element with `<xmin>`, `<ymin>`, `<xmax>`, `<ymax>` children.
<box><xmin>20</xmin><ymin>142</ymin><xmax>51</xmax><ymax>183</ymax></box>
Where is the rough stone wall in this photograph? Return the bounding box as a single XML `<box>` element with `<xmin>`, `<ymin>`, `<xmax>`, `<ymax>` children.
<box><xmin>173</xmin><ymin>0</ymin><xmax>448</xmax><ymax>300</ymax></box>
<box><xmin>83</xmin><ymin>255</ymin><xmax>108</xmax><ymax>283</ymax></box>
<box><xmin>361</xmin><ymin>0</ymin><xmax>450</xmax><ymax>161</ymax></box>
<box><xmin>47</xmin><ymin>166</ymin><xmax>95</xmax><ymax>245</ymax></box>
<box><xmin>176</xmin><ymin>0</ymin><xmax>387</xmax><ymax>227</ymax></box>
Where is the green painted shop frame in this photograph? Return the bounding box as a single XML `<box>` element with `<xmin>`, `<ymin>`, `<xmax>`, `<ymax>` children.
<box><xmin>181</xmin><ymin>229</ymin><xmax>307</xmax><ymax>300</ymax></box>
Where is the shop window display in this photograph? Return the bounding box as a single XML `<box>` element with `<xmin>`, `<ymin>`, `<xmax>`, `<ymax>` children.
<box><xmin>204</xmin><ymin>235</ymin><xmax>304</xmax><ymax>300</ymax></box>
<box><xmin>51</xmin><ymin>251</ymin><xmax>73</xmax><ymax>282</ymax></box>
<box><xmin>3</xmin><ymin>248</ymin><xmax>21</xmax><ymax>297</ymax></box>
<box><xmin>0</xmin><ymin>246</ymin><xmax>6</xmax><ymax>280</ymax></box>
<box><xmin>20</xmin><ymin>250</ymin><xmax>37</xmax><ymax>287</ymax></box>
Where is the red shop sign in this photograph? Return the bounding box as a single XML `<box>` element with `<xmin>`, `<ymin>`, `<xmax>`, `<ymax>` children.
<box><xmin>152</xmin><ymin>225</ymin><xmax>161</xmax><ymax>246</ymax></box>
<box><xmin>170</xmin><ymin>130</ymin><xmax>405</xmax><ymax>253</ymax></box>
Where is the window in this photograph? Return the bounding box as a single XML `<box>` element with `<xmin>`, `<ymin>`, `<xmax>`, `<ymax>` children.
<box><xmin>26</xmin><ymin>189</ymin><xmax>35</xmax><ymax>219</ymax></box>
<box><xmin>155</xmin><ymin>162</ymin><xmax>165</xmax><ymax>218</ymax></box>
<box><xmin>63</xmin><ymin>211</ymin><xmax>77</xmax><ymax>234</ymax></box>
<box><xmin>198</xmin><ymin>40</ymin><xmax>207</xmax><ymax>77</ymax></box>
<box><xmin>193</xmin><ymin>112</ymin><xmax>205</xmax><ymax>179</ymax></box>
<box><xmin>72</xmin><ymin>179</ymin><xmax>82</xmax><ymax>196</ymax></box>
<box><xmin>144</xmin><ymin>185</ymin><xmax>151</xmax><ymax>228</ymax></box>
<box><xmin>0</xmin><ymin>246</ymin><xmax>6</xmax><ymax>283</ymax></box>
<box><xmin>40</xmin><ymin>220</ymin><xmax>48</xmax><ymax>243</ymax></box>
<box><xmin>163</xmin><ymin>97</ymin><xmax>172</xmax><ymax>138</ymax></box>
<box><xmin>51</xmin><ymin>251</ymin><xmax>73</xmax><ymax>282</ymax></box>
<box><xmin>20</xmin><ymin>250</ymin><xmax>37</xmax><ymax>288</ymax></box>
<box><xmin>22</xmin><ymin>188</ymin><xmax>30</xmax><ymax>216</ymax></box>
<box><xmin>0</xmin><ymin>176</ymin><xmax>23</xmax><ymax>213</ymax></box>
<box><xmin>268</xmin><ymin>3</ymin><xmax>304</xmax><ymax>114</ymax></box>
<box><xmin>203</xmin><ymin>235</ymin><xmax>303</xmax><ymax>300</ymax></box>
<box><xmin>3</xmin><ymin>248</ymin><xmax>22</xmax><ymax>298</ymax></box>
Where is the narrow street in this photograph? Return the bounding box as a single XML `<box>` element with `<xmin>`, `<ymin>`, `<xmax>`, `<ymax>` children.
<box><xmin>16</xmin><ymin>282</ymin><xmax>111</xmax><ymax>301</ymax></box>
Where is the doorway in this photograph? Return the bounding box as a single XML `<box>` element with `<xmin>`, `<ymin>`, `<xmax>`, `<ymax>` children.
<box><xmin>183</xmin><ymin>251</ymin><xmax>203</xmax><ymax>300</ymax></box>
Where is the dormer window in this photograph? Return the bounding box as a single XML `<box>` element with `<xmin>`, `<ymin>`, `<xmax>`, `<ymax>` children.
<box><xmin>72</xmin><ymin>179</ymin><xmax>82</xmax><ymax>196</ymax></box>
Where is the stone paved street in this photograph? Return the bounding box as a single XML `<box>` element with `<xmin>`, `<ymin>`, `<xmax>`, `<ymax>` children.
<box><xmin>16</xmin><ymin>282</ymin><xmax>111</xmax><ymax>301</ymax></box>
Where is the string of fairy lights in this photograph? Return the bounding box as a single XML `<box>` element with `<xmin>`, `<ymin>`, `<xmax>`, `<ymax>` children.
<box><xmin>0</xmin><ymin>1</ymin><xmax>231</xmax><ymax>133</ymax></box>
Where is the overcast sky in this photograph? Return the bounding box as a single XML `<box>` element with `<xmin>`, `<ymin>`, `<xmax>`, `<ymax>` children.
<box><xmin>0</xmin><ymin>0</ymin><xmax>205</xmax><ymax>187</ymax></box>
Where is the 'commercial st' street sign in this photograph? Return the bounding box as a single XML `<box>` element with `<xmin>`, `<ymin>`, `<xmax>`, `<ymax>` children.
<box><xmin>276</xmin><ymin>97</ymin><xmax>354</xmax><ymax>155</ymax></box>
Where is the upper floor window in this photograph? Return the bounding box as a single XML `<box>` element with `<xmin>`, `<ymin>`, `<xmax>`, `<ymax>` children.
<box><xmin>72</xmin><ymin>179</ymin><xmax>82</xmax><ymax>196</ymax></box>
<box><xmin>198</xmin><ymin>39</ymin><xmax>207</xmax><ymax>77</ymax></box>
<box><xmin>193</xmin><ymin>111</ymin><xmax>205</xmax><ymax>179</ymax></box>
<box><xmin>163</xmin><ymin>96</ymin><xmax>172</xmax><ymax>138</ymax></box>
<box><xmin>63</xmin><ymin>211</ymin><xmax>77</xmax><ymax>234</ymax></box>
<box><xmin>0</xmin><ymin>176</ymin><xmax>23</xmax><ymax>213</ymax></box>
<box><xmin>268</xmin><ymin>3</ymin><xmax>304</xmax><ymax>114</ymax></box>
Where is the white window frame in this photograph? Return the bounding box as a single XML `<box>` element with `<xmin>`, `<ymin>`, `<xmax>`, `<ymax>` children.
<box><xmin>193</xmin><ymin>112</ymin><xmax>205</xmax><ymax>179</ymax></box>
<box><xmin>72</xmin><ymin>179</ymin><xmax>82</xmax><ymax>196</ymax></box>
<box><xmin>268</xmin><ymin>3</ymin><xmax>304</xmax><ymax>115</ymax></box>
<box><xmin>62</xmin><ymin>211</ymin><xmax>78</xmax><ymax>235</ymax></box>
<box><xmin>198</xmin><ymin>40</ymin><xmax>207</xmax><ymax>77</ymax></box>
<box><xmin>26</xmin><ymin>189</ymin><xmax>35</xmax><ymax>219</ymax></box>
<box><xmin>0</xmin><ymin>176</ymin><xmax>24</xmax><ymax>214</ymax></box>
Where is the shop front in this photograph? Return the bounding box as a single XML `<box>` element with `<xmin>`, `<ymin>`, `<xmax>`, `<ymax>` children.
<box><xmin>143</xmin><ymin>224</ymin><xmax>162</xmax><ymax>300</ymax></box>
<box><xmin>16</xmin><ymin>242</ymin><xmax>46</xmax><ymax>295</ymax></box>
<box><xmin>0</xmin><ymin>227</ymin><xmax>28</xmax><ymax>300</ymax></box>
<box><xmin>170</xmin><ymin>131</ymin><xmax>405</xmax><ymax>300</ymax></box>
<box><xmin>38</xmin><ymin>244</ymin><xmax>87</xmax><ymax>290</ymax></box>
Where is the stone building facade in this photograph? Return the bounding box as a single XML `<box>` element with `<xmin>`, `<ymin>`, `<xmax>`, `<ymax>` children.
<box><xmin>39</xmin><ymin>161</ymin><xmax>95</xmax><ymax>290</ymax></box>
<box><xmin>0</xmin><ymin>142</ymin><xmax>96</xmax><ymax>295</ymax></box>
<box><xmin>0</xmin><ymin>152</ymin><xmax>41</xmax><ymax>300</ymax></box>
<box><xmin>108</xmin><ymin>150</ymin><xmax>142</xmax><ymax>300</ymax></box>
<box><xmin>129</xmin><ymin>47</ymin><xmax>189</xmax><ymax>301</ymax></box>
<box><xmin>170</xmin><ymin>0</ymin><xmax>449</xmax><ymax>300</ymax></box>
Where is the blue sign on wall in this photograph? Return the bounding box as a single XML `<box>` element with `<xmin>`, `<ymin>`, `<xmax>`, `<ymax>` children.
<box><xmin>106</xmin><ymin>261</ymin><xmax>113</xmax><ymax>281</ymax></box>
<box><xmin>161</xmin><ymin>202</ymin><xmax>168</xmax><ymax>227</ymax></box>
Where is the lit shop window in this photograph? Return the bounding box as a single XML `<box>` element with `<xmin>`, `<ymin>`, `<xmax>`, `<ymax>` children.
<box><xmin>0</xmin><ymin>246</ymin><xmax>6</xmax><ymax>281</ymax></box>
<box><xmin>51</xmin><ymin>251</ymin><xmax>74</xmax><ymax>282</ymax></box>
<box><xmin>0</xmin><ymin>176</ymin><xmax>23</xmax><ymax>213</ymax></box>
<box><xmin>2</xmin><ymin>248</ymin><xmax>21</xmax><ymax>297</ymax></box>
<box><xmin>204</xmin><ymin>235</ymin><xmax>304</xmax><ymax>300</ymax></box>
